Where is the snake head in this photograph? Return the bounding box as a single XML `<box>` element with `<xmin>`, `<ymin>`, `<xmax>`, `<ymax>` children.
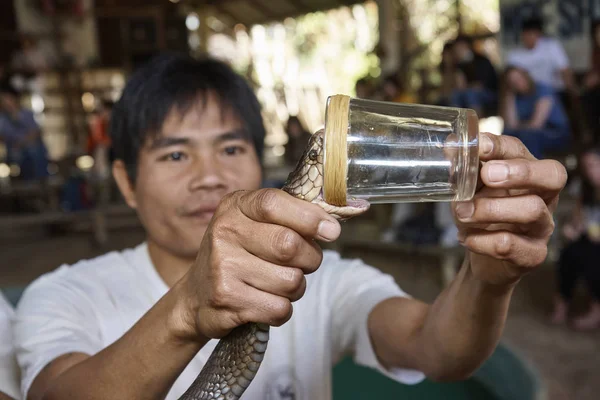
<box><xmin>282</xmin><ymin>129</ymin><xmax>370</xmax><ymax>221</ymax></box>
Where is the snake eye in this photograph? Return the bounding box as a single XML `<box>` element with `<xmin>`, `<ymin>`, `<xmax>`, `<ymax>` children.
<box><xmin>308</xmin><ymin>149</ymin><xmax>318</xmax><ymax>161</ymax></box>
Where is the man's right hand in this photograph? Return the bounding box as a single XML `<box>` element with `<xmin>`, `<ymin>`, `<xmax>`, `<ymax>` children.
<box><xmin>175</xmin><ymin>188</ymin><xmax>342</xmax><ymax>341</ymax></box>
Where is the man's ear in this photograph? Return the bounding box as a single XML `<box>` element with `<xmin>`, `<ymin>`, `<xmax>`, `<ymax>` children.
<box><xmin>112</xmin><ymin>160</ymin><xmax>137</xmax><ymax>209</ymax></box>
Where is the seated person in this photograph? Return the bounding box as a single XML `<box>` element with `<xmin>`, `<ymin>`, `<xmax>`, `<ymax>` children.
<box><xmin>501</xmin><ymin>66</ymin><xmax>570</xmax><ymax>159</ymax></box>
<box><xmin>551</xmin><ymin>147</ymin><xmax>600</xmax><ymax>331</ymax></box>
<box><xmin>0</xmin><ymin>292</ymin><xmax>19</xmax><ymax>400</ymax></box>
<box><xmin>0</xmin><ymin>84</ymin><xmax>48</xmax><ymax>181</ymax></box>
<box><xmin>449</xmin><ymin>35</ymin><xmax>498</xmax><ymax>116</ymax></box>
<box><xmin>12</xmin><ymin>53</ymin><xmax>564</xmax><ymax>400</ymax></box>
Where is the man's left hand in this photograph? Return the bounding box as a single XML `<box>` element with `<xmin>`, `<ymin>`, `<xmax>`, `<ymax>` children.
<box><xmin>452</xmin><ymin>132</ymin><xmax>568</xmax><ymax>286</ymax></box>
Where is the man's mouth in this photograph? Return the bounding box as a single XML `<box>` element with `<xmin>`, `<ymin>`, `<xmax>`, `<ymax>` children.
<box><xmin>183</xmin><ymin>205</ymin><xmax>219</xmax><ymax>223</ymax></box>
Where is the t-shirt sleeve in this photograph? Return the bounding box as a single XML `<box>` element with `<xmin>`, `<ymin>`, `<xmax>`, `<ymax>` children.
<box><xmin>12</xmin><ymin>267</ymin><xmax>103</xmax><ymax>398</ymax></box>
<box><xmin>327</xmin><ymin>254</ymin><xmax>425</xmax><ymax>385</ymax></box>
<box><xmin>550</xmin><ymin>40</ymin><xmax>569</xmax><ymax>70</ymax></box>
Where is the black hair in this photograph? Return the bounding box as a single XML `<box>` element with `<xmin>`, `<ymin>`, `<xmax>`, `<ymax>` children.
<box><xmin>0</xmin><ymin>81</ymin><xmax>20</xmax><ymax>98</ymax></box>
<box><xmin>110</xmin><ymin>52</ymin><xmax>265</xmax><ymax>182</ymax></box>
<box><xmin>521</xmin><ymin>16</ymin><xmax>544</xmax><ymax>33</ymax></box>
<box><xmin>454</xmin><ymin>34</ymin><xmax>473</xmax><ymax>46</ymax></box>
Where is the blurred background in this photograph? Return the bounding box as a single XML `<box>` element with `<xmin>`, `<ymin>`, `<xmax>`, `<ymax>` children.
<box><xmin>1</xmin><ymin>1</ymin><xmax>599</xmax><ymax>399</ymax></box>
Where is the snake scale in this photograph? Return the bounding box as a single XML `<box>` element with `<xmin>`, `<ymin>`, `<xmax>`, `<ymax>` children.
<box><xmin>178</xmin><ymin>129</ymin><xmax>370</xmax><ymax>399</ymax></box>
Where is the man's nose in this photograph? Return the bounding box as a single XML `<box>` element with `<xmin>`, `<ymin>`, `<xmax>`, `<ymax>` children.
<box><xmin>188</xmin><ymin>154</ymin><xmax>227</xmax><ymax>192</ymax></box>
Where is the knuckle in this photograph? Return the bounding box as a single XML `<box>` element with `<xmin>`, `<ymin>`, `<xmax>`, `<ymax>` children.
<box><xmin>270</xmin><ymin>300</ymin><xmax>293</xmax><ymax>326</ymax></box>
<box><xmin>494</xmin><ymin>232</ymin><xmax>514</xmax><ymax>258</ymax></box>
<box><xmin>481</xmin><ymin>198</ymin><xmax>500</xmax><ymax>219</ymax></box>
<box><xmin>305</xmin><ymin>247</ymin><xmax>324</xmax><ymax>274</ymax></box>
<box><xmin>528</xmin><ymin>196</ymin><xmax>547</xmax><ymax>220</ymax></box>
<box><xmin>255</xmin><ymin>189</ymin><xmax>281</xmax><ymax>220</ymax></box>
<box><xmin>513</xmin><ymin>160</ymin><xmax>531</xmax><ymax>180</ymax></box>
<box><xmin>283</xmin><ymin>269</ymin><xmax>305</xmax><ymax>296</ymax></box>
<box><xmin>273</xmin><ymin>229</ymin><xmax>300</xmax><ymax>262</ymax></box>
<box><xmin>210</xmin><ymin>279</ymin><xmax>234</xmax><ymax>309</ymax></box>
<box><xmin>533</xmin><ymin>246</ymin><xmax>548</xmax><ymax>266</ymax></box>
<box><xmin>552</xmin><ymin>161</ymin><xmax>568</xmax><ymax>188</ymax></box>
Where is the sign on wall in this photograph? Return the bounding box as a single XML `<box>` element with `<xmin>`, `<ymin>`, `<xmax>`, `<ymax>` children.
<box><xmin>500</xmin><ymin>0</ymin><xmax>600</xmax><ymax>71</ymax></box>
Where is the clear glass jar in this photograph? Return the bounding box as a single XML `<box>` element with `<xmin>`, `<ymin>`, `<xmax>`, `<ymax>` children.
<box><xmin>323</xmin><ymin>95</ymin><xmax>479</xmax><ymax>204</ymax></box>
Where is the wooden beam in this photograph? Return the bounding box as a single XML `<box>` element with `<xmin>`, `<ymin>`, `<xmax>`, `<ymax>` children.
<box><xmin>245</xmin><ymin>0</ymin><xmax>281</xmax><ymax>21</ymax></box>
<box><xmin>288</xmin><ymin>0</ymin><xmax>312</xmax><ymax>13</ymax></box>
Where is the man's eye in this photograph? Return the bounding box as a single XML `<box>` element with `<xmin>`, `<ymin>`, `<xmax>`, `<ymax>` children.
<box><xmin>223</xmin><ymin>146</ymin><xmax>244</xmax><ymax>156</ymax></box>
<box><xmin>163</xmin><ymin>151</ymin><xmax>186</xmax><ymax>161</ymax></box>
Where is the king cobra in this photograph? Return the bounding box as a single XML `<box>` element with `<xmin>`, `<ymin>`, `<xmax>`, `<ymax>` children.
<box><xmin>179</xmin><ymin>129</ymin><xmax>370</xmax><ymax>399</ymax></box>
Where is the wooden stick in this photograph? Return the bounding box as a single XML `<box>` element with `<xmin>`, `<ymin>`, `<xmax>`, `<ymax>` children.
<box><xmin>323</xmin><ymin>94</ymin><xmax>350</xmax><ymax>206</ymax></box>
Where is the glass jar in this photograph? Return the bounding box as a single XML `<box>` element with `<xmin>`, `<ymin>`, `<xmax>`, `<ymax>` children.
<box><xmin>322</xmin><ymin>95</ymin><xmax>479</xmax><ymax>205</ymax></box>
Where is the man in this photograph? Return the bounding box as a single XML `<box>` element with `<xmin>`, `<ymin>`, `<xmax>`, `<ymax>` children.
<box><xmin>450</xmin><ymin>35</ymin><xmax>498</xmax><ymax>117</ymax></box>
<box><xmin>0</xmin><ymin>84</ymin><xmax>49</xmax><ymax>182</ymax></box>
<box><xmin>13</xmin><ymin>54</ymin><xmax>566</xmax><ymax>400</ymax></box>
<box><xmin>506</xmin><ymin>16</ymin><xmax>575</xmax><ymax>99</ymax></box>
<box><xmin>0</xmin><ymin>292</ymin><xmax>19</xmax><ymax>400</ymax></box>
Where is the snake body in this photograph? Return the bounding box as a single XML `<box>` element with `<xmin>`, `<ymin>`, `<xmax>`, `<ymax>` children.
<box><xmin>178</xmin><ymin>130</ymin><xmax>369</xmax><ymax>400</ymax></box>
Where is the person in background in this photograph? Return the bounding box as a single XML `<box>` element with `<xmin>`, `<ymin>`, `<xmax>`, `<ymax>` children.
<box><xmin>500</xmin><ymin>66</ymin><xmax>570</xmax><ymax>159</ymax></box>
<box><xmin>437</xmin><ymin>41</ymin><xmax>460</xmax><ymax>106</ymax></box>
<box><xmin>0</xmin><ymin>84</ymin><xmax>49</xmax><ymax>181</ymax></box>
<box><xmin>551</xmin><ymin>147</ymin><xmax>600</xmax><ymax>331</ymax></box>
<box><xmin>0</xmin><ymin>292</ymin><xmax>19</xmax><ymax>400</ymax></box>
<box><xmin>506</xmin><ymin>16</ymin><xmax>576</xmax><ymax>101</ymax></box>
<box><xmin>449</xmin><ymin>35</ymin><xmax>498</xmax><ymax>117</ymax></box>
<box><xmin>87</xmin><ymin>99</ymin><xmax>113</xmax><ymax>182</ymax></box>
<box><xmin>284</xmin><ymin>115</ymin><xmax>312</xmax><ymax>168</ymax></box>
<box><xmin>580</xmin><ymin>20</ymin><xmax>600</xmax><ymax>144</ymax></box>
<box><xmin>381</xmin><ymin>74</ymin><xmax>417</xmax><ymax>103</ymax></box>
<box><xmin>355</xmin><ymin>77</ymin><xmax>373</xmax><ymax>99</ymax></box>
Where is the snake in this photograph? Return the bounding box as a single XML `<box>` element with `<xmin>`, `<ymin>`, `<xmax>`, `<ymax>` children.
<box><xmin>178</xmin><ymin>129</ymin><xmax>371</xmax><ymax>400</ymax></box>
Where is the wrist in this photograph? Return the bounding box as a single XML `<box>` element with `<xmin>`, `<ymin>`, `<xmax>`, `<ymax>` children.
<box><xmin>461</xmin><ymin>256</ymin><xmax>519</xmax><ymax>297</ymax></box>
<box><xmin>165</xmin><ymin>276</ymin><xmax>209</xmax><ymax>346</ymax></box>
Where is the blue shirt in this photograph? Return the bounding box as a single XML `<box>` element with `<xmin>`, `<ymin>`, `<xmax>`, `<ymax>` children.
<box><xmin>515</xmin><ymin>83</ymin><xmax>569</xmax><ymax>130</ymax></box>
<box><xmin>0</xmin><ymin>109</ymin><xmax>41</xmax><ymax>145</ymax></box>
<box><xmin>0</xmin><ymin>109</ymin><xmax>47</xmax><ymax>163</ymax></box>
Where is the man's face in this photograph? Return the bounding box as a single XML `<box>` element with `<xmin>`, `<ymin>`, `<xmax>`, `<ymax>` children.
<box><xmin>507</xmin><ymin>69</ymin><xmax>529</xmax><ymax>93</ymax></box>
<box><xmin>452</xmin><ymin>41</ymin><xmax>470</xmax><ymax>62</ymax></box>
<box><xmin>521</xmin><ymin>30</ymin><xmax>540</xmax><ymax>49</ymax></box>
<box><xmin>126</xmin><ymin>95</ymin><xmax>262</xmax><ymax>259</ymax></box>
<box><xmin>0</xmin><ymin>93</ymin><xmax>18</xmax><ymax>112</ymax></box>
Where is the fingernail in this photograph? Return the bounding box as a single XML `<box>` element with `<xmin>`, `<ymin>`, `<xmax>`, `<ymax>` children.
<box><xmin>481</xmin><ymin>135</ymin><xmax>493</xmax><ymax>155</ymax></box>
<box><xmin>488</xmin><ymin>162</ymin><xmax>509</xmax><ymax>182</ymax></box>
<box><xmin>456</xmin><ymin>202</ymin><xmax>474</xmax><ymax>220</ymax></box>
<box><xmin>457</xmin><ymin>231</ymin><xmax>466</xmax><ymax>243</ymax></box>
<box><xmin>318</xmin><ymin>220</ymin><xmax>340</xmax><ymax>241</ymax></box>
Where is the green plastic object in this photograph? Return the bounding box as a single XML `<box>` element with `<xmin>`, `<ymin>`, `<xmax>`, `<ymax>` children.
<box><xmin>332</xmin><ymin>343</ymin><xmax>541</xmax><ymax>400</ymax></box>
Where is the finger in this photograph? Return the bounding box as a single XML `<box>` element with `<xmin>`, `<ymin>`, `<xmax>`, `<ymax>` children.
<box><xmin>479</xmin><ymin>132</ymin><xmax>536</xmax><ymax>162</ymax></box>
<box><xmin>454</xmin><ymin>195</ymin><xmax>554</xmax><ymax>238</ymax></box>
<box><xmin>234</xmin><ymin>285</ymin><xmax>294</xmax><ymax>328</ymax></box>
<box><xmin>239</xmin><ymin>255</ymin><xmax>307</xmax><ymax>302</ymax></box>
<box><xmin>480</xmin><ymin>159</ymin><xmax>567</xmax><ymax>195</ymax></box>
<box><xmin>230</xmin><ymin>220</ymin><xmax>323</xmax><ymax>272</ymax></box>
<box><xmin>236</xmin><ymin>188</ymin><xmax>341</xmax><ymax>242</ymax></box>
<box><xmin>459</xmin><ymin>229</ymin><xmax>548</xmax><ymax>268</ymax></box>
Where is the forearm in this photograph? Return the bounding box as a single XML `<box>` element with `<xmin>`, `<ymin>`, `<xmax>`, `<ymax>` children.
<box><xmin>418</xmin><ymin>256</ymin><xmax>514</xmax><ymax>380</ymax></box>
<box><xmin>40</xmin><ymin>281</ymin><xmax>205</xmax><ymax>400</ymax></box>
<box><xmin>502</xmin><ymin>95</ymin><xmax>518</xmax><ymax>129</ymax></box>
<box><xmin>0</xmin><ymin>391</ymin><xmax>15</xmax><ymax>400</ymax></box>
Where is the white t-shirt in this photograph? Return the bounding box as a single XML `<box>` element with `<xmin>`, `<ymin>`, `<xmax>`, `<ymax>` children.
<box><xmin>506</xmin><ymin>37</ymin><xmax>570</xmax><ymax>90</ymax></box>
<box><xmin>12</xmin><ymin>243</ymin><xmax>424</xmax><ymax>399</ymax></box>
<box><xmin>0</xmin><ymin>293</ymin><xmax>20</xmax><ymax>399</ymax></box>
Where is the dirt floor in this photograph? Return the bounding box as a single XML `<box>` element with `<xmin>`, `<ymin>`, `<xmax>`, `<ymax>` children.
<box><xmin>1</xmin><ymin>223</ymin><xmax>598</xmax><ymax>400</ymax></box>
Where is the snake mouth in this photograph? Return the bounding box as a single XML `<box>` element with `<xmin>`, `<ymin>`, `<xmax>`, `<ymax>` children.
<box><xmin>312</xmin><ymin>189</ymin><xmax>370</xmax><ymax>220</ymax></box>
